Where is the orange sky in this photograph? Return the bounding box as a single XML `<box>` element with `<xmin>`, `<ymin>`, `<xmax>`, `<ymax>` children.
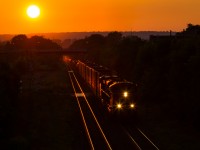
<box><xmin>0</xmin><ymin>0</ymin><xmax>200</xmax><ymax>34</ymax></box>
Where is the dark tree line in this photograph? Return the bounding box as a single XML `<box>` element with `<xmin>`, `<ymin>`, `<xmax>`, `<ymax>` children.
<box><xmin>69</xmin><ymin>24</ymin><xmax>200</xmax><ymax>129</ymax></box>
<box><xmin>2</xmin><ymin>35</ymin><xmax>61</xmax><ymax>51</ymax></box>
<box><xmin>0</xmin><ymin>34</ymin><xmax>62</xmax><ymax>148</ymax></box>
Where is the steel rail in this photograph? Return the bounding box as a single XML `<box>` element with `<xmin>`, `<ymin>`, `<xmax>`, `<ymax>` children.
<box><xmin>137</xmin><ymin>128</ymin><xmax>160</xmax><ymax>150</ymax></box>
<box><xmin>122</xmin><ymin>127</ymin><xmax>142</xmax><ymax>150</ymax></box>
<box><xmin>122</xmin><ymin>124</ymin><xmax>160</xmax><ymax>150</ymax></box>
<box><xmin>68</xmin><ymin>71</ymin><xmax>95</xmax><ymax>150</ymax></box>
<box><xmin>71</xmin><ymin>71</ymin><xmax>112</xmax><ymax>150</ymax></box>
<box><xmin>66</xmin><ymin>62</ymin><xmax>112</xmax><ymax>150</ymax></box>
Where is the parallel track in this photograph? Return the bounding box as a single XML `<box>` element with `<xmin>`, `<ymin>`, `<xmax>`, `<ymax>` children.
<box><xmin>122</xmin><ymin>124</ymin><xmax>160</xmax><ymax>150</ymax></box>
<box><xmin>64</xmin><ymin>57</ymin><xmax>160</xmax><ymax>150</ymax></box>
<box><xmin>67</xmin><ymin>66</ymin><xmax>112</xmax><ymax>150</ymax></box>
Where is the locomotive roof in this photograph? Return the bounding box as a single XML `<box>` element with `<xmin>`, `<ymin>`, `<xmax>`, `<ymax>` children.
<box><xmin>109</xmin><ymin>81</ymin><xmax>134</xmax><ymax>89</ymax></box>
<box><xmin>99</xmin><ymin>75</ymin><xmax>119</xmax><ymax>79</ymax></box>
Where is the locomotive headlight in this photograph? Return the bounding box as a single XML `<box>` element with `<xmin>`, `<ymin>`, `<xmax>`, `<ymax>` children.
<box><xmin>123</xmin><ymin>92</ymin><xmax>128</xmax><ymax>98</ymax></box>
<box><xmin>130</xmin><ymin>104</ymin><xmax>135</xmax><ymax>108</ymax></box>
<box><xmin>117</xmin><ymin>103</ymin><xmax>122</xmax><ymax>109</ymax></box>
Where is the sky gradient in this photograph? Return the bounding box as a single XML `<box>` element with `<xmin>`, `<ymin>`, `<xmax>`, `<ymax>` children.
<box><xmin>1</xmin><ymin>0</ymin><xmax>200</xmax><ymax>34</ymax></box>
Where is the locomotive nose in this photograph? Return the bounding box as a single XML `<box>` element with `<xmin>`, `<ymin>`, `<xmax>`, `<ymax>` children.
<box><xmin>123</xmin><ymin>91</ymin><xmax>128</xmax><ymax>98</ymax></box>
<box><xmin>117</xmin><ymin>103</ymin><xmax>122</xmax><ymax>109</ymax></box>
<box><xmin>130</xmin><ymin>104</ymin><xmax>135</xmax><ymax>108</ymax></box>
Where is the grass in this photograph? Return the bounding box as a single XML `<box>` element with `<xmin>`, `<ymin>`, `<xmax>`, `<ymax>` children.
<box><xmin>138</xmin><ymin>102</ymin><xmax>200</xmax><ymax>150</ymax></box>
<box><xmin>3</xmin><ymin>53</ymin><xmax>87</xmax><ymax>150</ymax></box>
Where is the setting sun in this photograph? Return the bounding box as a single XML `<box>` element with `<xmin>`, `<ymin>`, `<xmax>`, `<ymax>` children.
<box><xmin>27</xmin><ymin>5</ymin><xmax>40</xmax><ymax>19</ymax></box>
<box><xmin>0</xmin><ymin>0</ymin><xmax>200</xmax><ymax>34</ymax></box>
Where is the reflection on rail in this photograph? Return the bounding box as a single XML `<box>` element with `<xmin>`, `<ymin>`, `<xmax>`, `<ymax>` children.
<box><xmin>67</xmin><ymin>66</ymin><xmax>112</xmax><ymax>150</ymax></box>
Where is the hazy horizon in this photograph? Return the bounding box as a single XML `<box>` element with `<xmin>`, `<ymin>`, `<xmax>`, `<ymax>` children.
<box><xmin>0</xmin><ymin>31</ymin><xmax>176</xmax><ymax>41</ymax></box>
<box><xmin>0</xmin><ymin>30</ymin><xmax>178</xmax><ymax>35</ymax></box>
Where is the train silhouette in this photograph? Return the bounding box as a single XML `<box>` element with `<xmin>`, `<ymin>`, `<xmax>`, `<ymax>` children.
<box><xmin>65</xmin><ymin>56</ymin><xmax>137</xmax><ymax>117</ymax></box>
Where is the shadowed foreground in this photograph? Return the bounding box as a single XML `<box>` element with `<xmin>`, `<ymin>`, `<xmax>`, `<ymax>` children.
<box><xmin>0</xmin><ymin>54</ymin><xmax>87</xmax><ymax>150</ymax></box>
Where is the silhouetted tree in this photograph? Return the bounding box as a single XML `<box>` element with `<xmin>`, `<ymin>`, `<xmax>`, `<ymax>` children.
<box><xmin>68</xmin><ymin>39</ymin><xmax>88</xmax><ymax>51</ymax></box>
<box><xmin>29</xmin><ymin>35</ymin><xmax>61</xmax><ymax>50</ymax></box>
<box><xmin>106</xmin><ymin>31</ymin><xmax>122</xmax><ymax>47</ymax></box>
<box><xmin>4</xmin><ymin>41</ymin><xmax>13</xmax><ymax>50</ymax></box>
<box><xmin>94</xmin><ymin>32</ymin><xmax>122</xmax><ymax>67</ymax></box>
<box><xmin>11</xmin><ymin>35</ymin><xmax>28</xmax><ymax>50</ymax></box>
<box><xmin>86</xmin><ymin>34</ymin><xmax>105</xmax><ymax>62</ymax></box>
<box><xmin>115</xmin><ymin>36</ymin><xmax>145</xmax><ymax>79</ymax></box>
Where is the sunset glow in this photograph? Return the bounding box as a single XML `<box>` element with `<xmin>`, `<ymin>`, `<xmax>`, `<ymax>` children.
<box><xmin>0</xmin><ymin>0</ymin><xmax>200</xmax><ymax>34</ymax></box>
<box><xmin>27</xmin><ymin>5</ymin><xmax>40</xmax><ymax>18</ymax></box>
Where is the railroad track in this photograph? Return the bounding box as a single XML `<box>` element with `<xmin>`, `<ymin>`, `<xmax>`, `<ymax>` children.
<box><xmin>121</xmin><ymin>124</ymin><xmax>160</xmax><ymax>150</ymax></box>
<box><xmin>67</xmin><ymin>67</ymin><xmax>112</xmax><ymax>150</ymax></box>
<box><xmin>64</xmin><ymin>58</ymin><xmax>160</xmax><ymax>150</ymax></box>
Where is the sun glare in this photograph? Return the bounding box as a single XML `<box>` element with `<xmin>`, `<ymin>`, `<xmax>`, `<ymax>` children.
<box><xmin>27</xmin><ymin>5</ymin><xmax>40</xmax><ymax>18</ymax></box>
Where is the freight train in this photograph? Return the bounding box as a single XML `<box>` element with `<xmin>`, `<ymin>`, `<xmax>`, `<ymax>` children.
<box><xmin>65</xmin><ymin>56</ymin><xmax>137</xmax><ymax>116</ymax></box>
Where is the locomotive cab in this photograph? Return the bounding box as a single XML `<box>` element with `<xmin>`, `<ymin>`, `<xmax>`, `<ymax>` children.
<box><xmin>108</xmin><ymin>82</ymin><xmax>136</xmax><ymax>114</ymax></box>
<box><xmin>100</xmin><ymin>75</ymin><xmax>119</xmax><ymax>109</ymax></box>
